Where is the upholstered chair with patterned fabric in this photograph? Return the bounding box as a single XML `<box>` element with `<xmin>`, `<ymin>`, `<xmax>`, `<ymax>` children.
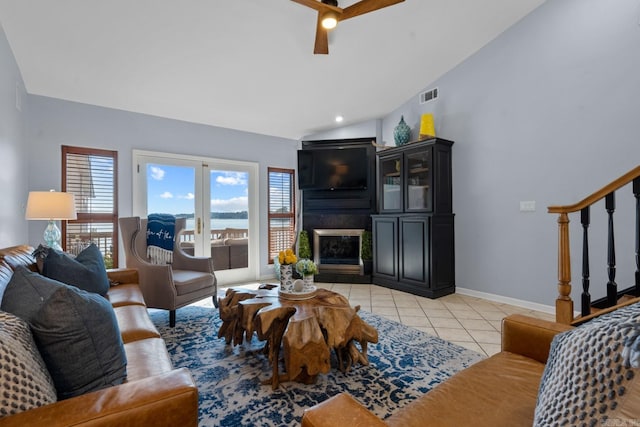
<box><xmin>119</xmin><ymin>216</ymin><xmax>217</xmax><ymax>327</ymax></box>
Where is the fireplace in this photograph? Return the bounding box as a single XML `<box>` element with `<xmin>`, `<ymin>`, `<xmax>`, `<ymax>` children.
<box><xmin>313</xmin><ymin>229</ymin><xmax>364</xmax><ymax>275</ymax></box>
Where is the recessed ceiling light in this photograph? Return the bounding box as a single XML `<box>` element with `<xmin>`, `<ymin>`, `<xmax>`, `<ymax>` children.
<box><xmin>335</xmin><ymin>115</ymin><xmax>344</xmax><ymax>123</ymax></box>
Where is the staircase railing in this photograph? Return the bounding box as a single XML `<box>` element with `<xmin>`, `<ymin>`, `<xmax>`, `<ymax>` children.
<box><xmin>548</xmin><ymin>165</ymin><xmax>640</xmax><ymax>324</ymax></box>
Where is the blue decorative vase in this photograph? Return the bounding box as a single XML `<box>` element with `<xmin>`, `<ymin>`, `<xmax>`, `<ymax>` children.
<box><xmin>394</xmin><ymin>115</ymin><xmax>411</xmax><ymax>146</ymax></box>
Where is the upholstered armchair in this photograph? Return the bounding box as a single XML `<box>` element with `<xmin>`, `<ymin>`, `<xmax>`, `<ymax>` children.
<box><xmin>119</xmin><ymin>216</ymin><xmax>218</xmax><ymax>327</ymax></box>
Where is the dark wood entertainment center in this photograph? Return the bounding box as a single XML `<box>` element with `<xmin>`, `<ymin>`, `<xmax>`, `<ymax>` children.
<box><xmin>299</xmin><ymin>137</ymin><xmax>455</xmax><ymax>298</ymax></box>
<box><xmin>372</xmin><ymin>138</ymin><xmax>455</xmax><ymax>298</ymax></box>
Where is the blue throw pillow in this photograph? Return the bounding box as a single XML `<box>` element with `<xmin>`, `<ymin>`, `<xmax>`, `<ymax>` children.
<box><xmin>0</xmin><ymin>266</ymin><xmax>127</xmax><ymax>400</ymax></box>
<box><xmin>43</xmin><ymin>244</ymin><xmax>110</xmax><ymax>296</ymax></box>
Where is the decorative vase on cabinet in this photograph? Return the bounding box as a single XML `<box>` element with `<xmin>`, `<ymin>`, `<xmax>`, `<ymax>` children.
<box><xmin>393</xmin><ymin>116</ymin><xmax>411</xmax><ymax>146</ymax></box>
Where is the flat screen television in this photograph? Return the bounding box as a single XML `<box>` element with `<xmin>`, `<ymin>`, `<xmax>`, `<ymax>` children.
<box><xmin>297</xmin><ymin>147</ymin><xmax>368</xmax><ymax>191</ymax></box>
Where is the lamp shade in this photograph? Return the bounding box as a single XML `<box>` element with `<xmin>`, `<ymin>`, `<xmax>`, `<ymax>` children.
<box><xmin>25</xmin><ymin>191</ymin><xmax>77</xmax><ymax>220</ymax></box>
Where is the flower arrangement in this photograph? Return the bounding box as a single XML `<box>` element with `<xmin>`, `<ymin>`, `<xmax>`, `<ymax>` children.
<box><xmin>278</xmin><ymin>248</ymin><xmax>297</xmax><ymax>265</ymax></box>
<box><xmin>295</xmin><ymin>258</ymin><xmax>318</xmax><ymax>276</ymax></box>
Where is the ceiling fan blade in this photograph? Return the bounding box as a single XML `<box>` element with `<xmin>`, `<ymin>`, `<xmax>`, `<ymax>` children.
<box><xmin>313</xmin><ymin>13</ymin><xmax>329</xmax><ymax>54</ymax></box>
<box><xmin>340</xmin><ymin>0</ymin><xmax>405</xmax><ymax>21</ymax></box>
<box><xmin>291</xmin><ymin>0</ymin><xmax>342</xmax><ymax>14</ymax></box>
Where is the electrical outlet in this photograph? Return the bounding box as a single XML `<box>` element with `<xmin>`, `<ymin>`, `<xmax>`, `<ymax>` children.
<box><xmin>519</xmin><ymin>201</ymin><xmax>536</xmax><ymax>212</ymax></box>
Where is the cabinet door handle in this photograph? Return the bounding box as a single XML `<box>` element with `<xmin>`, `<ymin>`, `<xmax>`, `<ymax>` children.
<box><xmin>197</xmin><ymin>217</ymin><xmax>202</xmax><ymax>234</ymax></box>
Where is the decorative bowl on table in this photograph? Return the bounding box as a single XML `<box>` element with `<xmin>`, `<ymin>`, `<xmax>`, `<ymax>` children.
<box><xmin>279</xmin><ymin>279</ymin><xmax>317</xmax><ymax>300</ymax></box>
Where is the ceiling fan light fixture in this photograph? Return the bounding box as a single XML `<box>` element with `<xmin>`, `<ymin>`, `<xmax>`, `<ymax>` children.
<box><xmin>321</xmin><ymin>11</ymin><xmax>338</xmax><ymax>30</ymax></box>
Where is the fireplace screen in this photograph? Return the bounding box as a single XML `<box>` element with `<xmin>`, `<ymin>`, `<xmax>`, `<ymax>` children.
<box><xmin>313</xmin><ymin>229</ymin><xmax>364</xmax><ymax>275</ymax></box>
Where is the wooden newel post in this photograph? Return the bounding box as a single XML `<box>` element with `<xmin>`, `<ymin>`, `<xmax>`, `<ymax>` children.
<box><xmin>556</xmin><ymin>212</ymin><xmax>574</xmax><ymax>324</ymax></box>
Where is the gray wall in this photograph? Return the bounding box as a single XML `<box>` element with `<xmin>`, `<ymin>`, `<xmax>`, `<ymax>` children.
<box><xmin>309</xmin><ymin>0</ymin><xmax>640</xmax><ymax>307</ymax></box>
<box><xmin>0</xmin><ymin>23</ymin><xmax>28</xmax><ymax>247</ymax></box>
<box><xmin>26</xmin><ymin>95</ymin><xmax>298</xmax><ymax>277</ymax></box>
<box><xmin>302</xmin><ymin>119</ymin><xmax>381</xmax><ymax>143</ymax></box>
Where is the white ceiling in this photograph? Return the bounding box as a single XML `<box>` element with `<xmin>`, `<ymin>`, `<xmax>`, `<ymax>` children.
<box><xmin>0</xmin><ymin>0</ymin><xmax>545</xmax><ymax>140</ymax></box>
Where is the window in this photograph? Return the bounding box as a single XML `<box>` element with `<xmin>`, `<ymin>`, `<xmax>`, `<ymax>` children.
<box><xmin>268</xmin><ymin>168</ymin><xmax>295</xmax><ymax>264</ymax></box>
<box><xmin>62</xmin><ymin>146</ymin><xmax>118</xmax><ymax>268</ymax></box>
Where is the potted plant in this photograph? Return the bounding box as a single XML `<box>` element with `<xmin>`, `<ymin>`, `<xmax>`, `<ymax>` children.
<box><xmin>361</xmin><ymin>230</ymin><xmax>373</xmax><ymax>275</ymax></box>
<box><xmin>295</xmin><ymin>258</ymin><xmax>318</xmax><ymax>288</ymax></box>
<box><xmin>298</xmin><ymin>230</ymin><xmax>311</xmax><ymax>259</ymax></box>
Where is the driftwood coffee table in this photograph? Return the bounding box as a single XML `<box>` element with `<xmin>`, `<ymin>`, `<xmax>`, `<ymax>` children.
<box><xmin>217</xmin><ymin>284</ymin><xmax>378</xmax><ymax>389</ymax></box>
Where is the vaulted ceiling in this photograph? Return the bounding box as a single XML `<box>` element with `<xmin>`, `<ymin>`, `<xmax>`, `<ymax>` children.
<box><xmin>0</xmin><ymin>0</ymin><xmax>545</xmax><ymax>139</ymax></box>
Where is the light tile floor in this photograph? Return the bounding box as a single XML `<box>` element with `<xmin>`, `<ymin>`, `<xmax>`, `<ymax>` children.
<box><xmin>213</xmin><ymin>281</ymin><xmax>555</xmax><ymax>358</ymax></box>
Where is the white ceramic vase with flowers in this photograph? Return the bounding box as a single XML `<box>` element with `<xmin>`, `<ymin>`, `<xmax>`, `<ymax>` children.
<box><xmin>295</xmin><ymin>259</ymin><xmax>318</xmax><ymax>289</ymax></box>
<box><xmin>278</xmin><ymin>249</ymin><xmax>297</xmax><ymax>292</ymax></box>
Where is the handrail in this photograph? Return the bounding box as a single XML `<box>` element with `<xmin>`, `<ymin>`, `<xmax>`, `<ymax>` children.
<box><xmin>548</xmin><ymin>165</ymin><xmax>640</xmax><ymax>214</ymax></box>
<box><xmin>548</xmin><ymin>164</ymin><xmax>640</xmax><ymax>324</ymax></box>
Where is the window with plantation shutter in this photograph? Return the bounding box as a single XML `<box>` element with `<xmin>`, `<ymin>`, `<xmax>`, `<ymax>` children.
<box><xmin>268</xmin><ymin>167</ymin><xmax>295</xmax><ymax>264</ymax></box>
<box><xmin>61</xmin><ymin>146</ymin><xmax>118</xmax><ymax>268</ymax></box>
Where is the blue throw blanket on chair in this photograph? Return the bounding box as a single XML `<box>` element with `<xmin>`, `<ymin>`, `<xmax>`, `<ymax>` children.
<box><xmin>146</xmin><ymin>213</ymin><xmax>176</xmax><ymax>264</ymax></box>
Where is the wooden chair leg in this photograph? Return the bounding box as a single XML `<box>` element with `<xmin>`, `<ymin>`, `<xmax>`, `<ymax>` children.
<box><xmin>170</xmin><ymin>310</ymin><xmax>176</xmax><ymax>327</ymax></box>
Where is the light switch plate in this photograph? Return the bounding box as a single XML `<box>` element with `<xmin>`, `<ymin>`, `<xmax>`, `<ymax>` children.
<box><xmin>520</xmin><ymin>201</ymin><xmax>536</xmax><ymax>212</ymax></box>
<box><xmin>15</xmin><ymin>82</ymin><xmax>22</xmax><ymax>112</ymax></box>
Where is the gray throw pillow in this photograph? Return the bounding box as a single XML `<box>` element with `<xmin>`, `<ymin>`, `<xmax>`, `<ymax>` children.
<box><xmin>43</xmin><ymin>244</ymin><xmax>110</xmax><ymax>296</ymax></box>
<box><xmin>0</xmin><ymin>266</ymin><xmax>127</xmax><ymax>400</ymax></box>
<box><xmin>534</xmin><ymin>302</ymin><xmax>640</xmax><ymax>426</ymax></box>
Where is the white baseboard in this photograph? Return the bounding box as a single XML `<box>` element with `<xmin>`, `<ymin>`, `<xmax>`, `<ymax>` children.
<box><xmin>456</xmin><ymin>287</ymin><xmax>556</xmax><ymax>315</ymax></box>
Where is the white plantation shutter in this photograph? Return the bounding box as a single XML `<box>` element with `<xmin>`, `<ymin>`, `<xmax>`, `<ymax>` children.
<box><xmin>268</xmin><ymin>168</ymin><xmax>295</xmax><ymax>263</ymax></box>
<box><xmin>62</xmin><ymin>146</ymin><xmax>118</xmax><ymax>268</ymax></box>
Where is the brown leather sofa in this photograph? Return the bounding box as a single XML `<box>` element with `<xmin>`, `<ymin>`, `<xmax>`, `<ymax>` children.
<box><xmin>0</xmin><ymin>245</ymin><xmax>198</xmax><ymax>427</ymax></box>
<box><xmin>302</xmin><ymin>314</ymin><xmax>575</xmax><ymax>427</ymax></box>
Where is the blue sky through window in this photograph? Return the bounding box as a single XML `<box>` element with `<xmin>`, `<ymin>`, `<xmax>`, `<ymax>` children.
<box><xmin>146</xmin><ymin>164</ymin><xmax>248</xmax><ymax>216</ymax></box>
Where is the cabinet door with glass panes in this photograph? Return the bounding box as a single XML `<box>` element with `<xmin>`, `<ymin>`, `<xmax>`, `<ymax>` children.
<box><xmin>403</xmin><ymin>146</ymin><xmax>432</xmax><ymax>212</ymax></box>
<box><xmin>378</xmin><ymin>153</ymin><xmax>403</xmax><ymax>213</ymax></box>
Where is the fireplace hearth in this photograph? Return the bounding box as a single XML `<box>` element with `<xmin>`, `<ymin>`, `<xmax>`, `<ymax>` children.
<box><xmin>313</xmin><ymin>229</ymin><xmax>364</xmax><ymax>275</ymax></box>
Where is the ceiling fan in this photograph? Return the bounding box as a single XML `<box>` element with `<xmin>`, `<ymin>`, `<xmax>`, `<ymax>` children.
<box><xmin>291</xmin><ymin>0</ymin><xmax>405</xmax><ymax>54</ymax></box>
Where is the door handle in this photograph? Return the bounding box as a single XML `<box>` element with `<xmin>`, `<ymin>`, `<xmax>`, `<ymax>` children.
<box><xmin>197</xmin><ymin>217</ymin><xmax>202</xmax><ymax>234</ymax></box>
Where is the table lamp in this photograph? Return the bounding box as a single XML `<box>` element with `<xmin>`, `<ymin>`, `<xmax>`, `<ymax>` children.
<box><xmin>25</xmin><ymin>190</ymin><xmax>77</xmax><ymax>251</ymax></box>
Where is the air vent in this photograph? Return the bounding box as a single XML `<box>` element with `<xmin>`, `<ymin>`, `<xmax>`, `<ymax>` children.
<box><xmin>419</xmin><ymin>87</ymin><xmax>438</xmax><ymax>104</ymax></box>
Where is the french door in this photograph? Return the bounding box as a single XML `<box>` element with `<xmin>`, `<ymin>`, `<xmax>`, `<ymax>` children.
<box><xmin>132</xmin><ymin>150</ymin><xmax>258</xmax><ymax>284</ymax></box>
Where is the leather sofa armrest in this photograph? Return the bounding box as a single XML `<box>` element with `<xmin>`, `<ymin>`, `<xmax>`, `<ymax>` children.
<box><xmin>107</xmin><ymin>268</ymin><xmax>139</xmax><ymax>285</ymax></box>
<box><xmin>501</xmin><ymin>314</ymin><xmax>573</xmax><ymax>364</ymax></box>
<box><xmin>302</xmin><ymin>393</ymin><xmax>387</xmax><ymax>427</ymax></box>
<box><xmin>0</xmin><ymin>368</ymin><xmax>198</xmax><ymax>427</ymax></box>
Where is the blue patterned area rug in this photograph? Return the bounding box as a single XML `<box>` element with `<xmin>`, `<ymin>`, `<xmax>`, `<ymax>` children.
<box><xmin>149</xmin><ymin>305</ymin><xmax>484</xmax><ymax>427</ymax></box>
